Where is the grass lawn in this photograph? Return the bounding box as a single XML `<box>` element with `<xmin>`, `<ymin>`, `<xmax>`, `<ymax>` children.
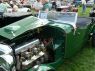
<box><xmin>57</xmin><ymin>7</ymin><xmax>94</xmax><ymax>71</ymax></box>
<box><xmin>57</xmin><ymin>46</ymin><xmax>95</xmax><ymax>71</ymax></box>
<box><xmin>78</xmin><ymin>6</ymin><xmax>92</xmax><ymax>17</ymax></box>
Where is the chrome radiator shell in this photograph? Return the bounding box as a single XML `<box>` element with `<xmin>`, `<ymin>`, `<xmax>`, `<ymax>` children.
<box><xmin>0</xmin><ymin>55</ymin><xmax>14</xmax><ymax>71</ymax></box>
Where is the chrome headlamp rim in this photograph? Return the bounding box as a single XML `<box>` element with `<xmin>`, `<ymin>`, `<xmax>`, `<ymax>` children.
<box><xmin>0</xmin><ymin>54</ymin><xmax>14</xmax><ymax>71</ymax></box>
<box><xmin>0</xmin><ymin>44</ymin><xmax>12</xmax><ymax>55</ymax></box>
<box><xmin>0</xmin><ymin>55</ymin><xmax>14</xmax><ymax>65</ymax></box>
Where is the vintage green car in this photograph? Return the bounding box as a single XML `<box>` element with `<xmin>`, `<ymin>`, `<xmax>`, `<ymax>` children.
<box><xmin>0</xmin><ymin>12</ymin><xmax>94</xmax><ymax>71</ymax></box>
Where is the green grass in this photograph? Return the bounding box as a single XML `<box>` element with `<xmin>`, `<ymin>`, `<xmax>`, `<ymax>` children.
<box><xmin>57</xmin><ymin>46</ymin><xmax>95</xmax><ymax>71</ymax></box>
<box><xmin>57</xmin><ymin>7</ymin><xmax>94</xmax><ymax>71</ymax></box>
<box><xmin>78</xmin><ymin>7</ymin><xmax>92</xmax><ymax>17</ymax></box>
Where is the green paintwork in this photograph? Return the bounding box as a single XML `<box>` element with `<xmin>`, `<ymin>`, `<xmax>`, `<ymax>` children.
<box><xmin>0</xmin><ymin>16</ymin><xmax>48</xmax><ymax>39</ymax></box>
<box><xmin>64</xmin><ymin>18</ymin><xmax>93</xmax><ymax>58</ymax></box>
<box><xmin>48</xmin><ymin>22</ymin><xmax>73</xmax><ymax>33</ymax></box>
<box><xmin>25</xmin><ymin>20</ymin><xmax>74</xmax><ymax>71</ymax></box>
<box><xmin>32</xmin><ymin>18</ymin><xmax>94</xmax><ymax>71</ymax></box>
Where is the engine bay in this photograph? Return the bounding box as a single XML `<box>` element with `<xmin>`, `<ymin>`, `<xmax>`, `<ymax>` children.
<box><xmin>0</xmin><ymin>26</ymin><xmax>56</xmax><ymax>71</ymax></box>
<box><xmin>0</xmin><ymin>22</ymin><xmax>66</xmax><ymax>71</ymax></box>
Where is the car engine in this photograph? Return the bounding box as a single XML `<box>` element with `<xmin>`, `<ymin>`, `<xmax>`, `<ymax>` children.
<box><xmin>0</xmin><ymin>38</ymin><xmax>54</xmax><ymax>71</ymax></box>
<box><xmin>15</xmin><ymin>39</ymin><xmax>47</xmax><ymax>71</ymax></box>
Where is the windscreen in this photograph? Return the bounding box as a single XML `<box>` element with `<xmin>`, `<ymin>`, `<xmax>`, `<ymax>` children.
<box><xmin>47</xmin><ymin>12</ymin><xmax>78</xmax><ymax>28</ymax></box>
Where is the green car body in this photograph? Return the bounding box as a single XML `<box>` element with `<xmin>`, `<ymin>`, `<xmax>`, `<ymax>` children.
<box><xmin>0</xmin><ymin>12</ymin><xmax>95</xmax><ymax>71</ymax></box>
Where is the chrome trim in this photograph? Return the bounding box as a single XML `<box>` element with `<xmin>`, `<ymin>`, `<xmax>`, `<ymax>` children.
<box><xmin>15</xmin><ymin>39</ymin><xmax>40</xmax><ymax>54</ymax></box>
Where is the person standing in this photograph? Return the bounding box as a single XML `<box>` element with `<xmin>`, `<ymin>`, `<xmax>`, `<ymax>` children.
<box><xmin>81</xmin><ymin>0</ymin><xmax>86</xmax><ymax>14</ymax></box>
<box><xmin>42</xmin><ymin>0</ymin><xmax>52</xmax><ymax>12</ymax></box>
<box><xmin>31</xmin><ymin>0</ymin><xmax>43</xmax><ymax>16</ymax></box>
<box><xmin>12</xmin><ymin>1</ymin><xmax>19</xmax><ymax>12</ymax></box>
<box><xmin>56</xmin><ymin>0</ymin><xmax>61</xmax><ymax>7</ymax></box>
<box><xmin>52</xmin><ymin>0</ymin><xmax>57</xmax><ymax>10</ymax></box>
<box><xmin>0</xmin><ymin>0</ymin><xmax>8</xmax><ymax>18</ymax></box>
<box><xmin>34</xmin><ymin>0</ymin><xmax>43</xmax><ymax>12</ymax></box>
<box><xmin>3</xmin><ymin>0</ymin><xmax>11</xmax><ymax>8</ymax></box>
